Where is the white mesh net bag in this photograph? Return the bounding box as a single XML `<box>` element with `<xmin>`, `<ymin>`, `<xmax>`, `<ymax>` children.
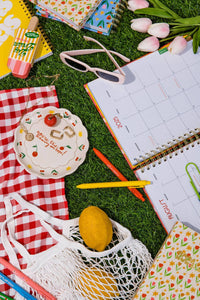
<box><xmin>2</xmin><ymin>193</ymin><xmax>153</xmax><ymax>300</ymax></box>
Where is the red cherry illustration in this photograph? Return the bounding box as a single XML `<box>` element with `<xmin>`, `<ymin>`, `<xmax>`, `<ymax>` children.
<box><xmin>32</xmin><ymin>151</ymin><xmax>38</xmax><ymax>157</ymax></box>
<box><xmin>44</xmin><ymin>114</ymin><xmax>57</xmax><ymax>127</ymax></box>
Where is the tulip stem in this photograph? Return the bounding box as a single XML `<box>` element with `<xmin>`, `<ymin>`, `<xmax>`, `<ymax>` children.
<box><xmin>160</xmin><ymin>31</ymin><xmax>191</xmax><ymax>43</ymax></box>
<box><xmin>169</xmin><ymin>23</ymin><xmax>200</xmax><ymax>27</ymax></box>
<box><xmin>170</xmin><ymin>26</ymin><xmax>196</xmax><ymax>35</ymax></box>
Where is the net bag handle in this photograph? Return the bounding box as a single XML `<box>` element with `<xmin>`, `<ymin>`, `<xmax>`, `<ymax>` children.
<box><xmin>2</xmin><ymin>193</ymin><xmax>143</xmax><ymax>261</ymax></box>
<box><xmin>1</xmin><ymin>193</ymin><xmax>73</xmax><ymax>270</ymax></box>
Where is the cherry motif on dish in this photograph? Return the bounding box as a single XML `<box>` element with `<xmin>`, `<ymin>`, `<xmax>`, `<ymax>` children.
<box><xmin>32</xmin><ymin>151</ymin><xmax>38</xmax><ymax>157</ymax></box>
<box><xmin>44</xmin><ymin>114</ymin><xmax>57</xmax><ymax>127</ymax></box>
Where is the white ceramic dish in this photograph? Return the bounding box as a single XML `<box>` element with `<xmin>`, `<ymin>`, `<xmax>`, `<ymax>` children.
<box><xmin>14</xmin><ymin>106</ymin><xmax>89</xmax><ymax>178</ymax></box>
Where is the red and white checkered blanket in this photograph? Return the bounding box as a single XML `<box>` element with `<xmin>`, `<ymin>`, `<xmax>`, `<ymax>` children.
<box><xmin>0</xmin><ymin>86</ymin><xmax>69</xmax><ymax>296</ymax></box>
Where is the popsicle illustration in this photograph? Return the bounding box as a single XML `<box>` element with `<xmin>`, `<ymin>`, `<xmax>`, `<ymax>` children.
<box><xmin>7</xmin><ymin>16</ymin><xmax>40</xmax><ymax>79</ymax></box>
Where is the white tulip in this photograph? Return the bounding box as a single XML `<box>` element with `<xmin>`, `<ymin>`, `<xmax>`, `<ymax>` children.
<box><xmin>131</xmin><ymin>18</ymin><xmax>152</xmax><ymax>33</ymax></box>
<box><xmin>128</xmin><ymin>0</ymin><xmax>149</xmax><ymax>12</ymax></box>
<box><xmin>147</xmin><ymin>23</ymin><xmax>170</xmax><ymax>38</ymax></box>
<box><xmin>137</xmin><ymin>36</ymin><xmax>160</xmax><ymax>52</ymax></box>
<box><xmin>168</xmin><ymin>36</ymin><xmax>187</xmax><ymax>54</ymax></box>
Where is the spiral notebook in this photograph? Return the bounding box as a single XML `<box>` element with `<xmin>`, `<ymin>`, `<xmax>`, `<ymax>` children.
<box><xmin>83</xmin><ymin>0</ymin><xmax>126</xmax><ymax>35</ymax></box>
<box><xmin>31</xmin><ymin>0</ymin><xmax>103</xmax><ymax>31</ymax></box>
<box><xmin>0</xmin><ymin>0</ymin><xmax>52</xmax><ymax>79</ymax></box>
<box><xmin>85</xmin><ymin>40</ymin><xmax>200</xmax><ymax>234</ymax></box>
<box><xmin>35</xmin><ymin>0</ymin><xmax>126</xmax><ymax>35</ymax></box>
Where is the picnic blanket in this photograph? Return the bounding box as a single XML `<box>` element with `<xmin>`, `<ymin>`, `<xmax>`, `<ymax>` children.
<box><xmin>0</xmin><ymin>86</ymin><xmax>69</xmax><ymax>296</ymax></box>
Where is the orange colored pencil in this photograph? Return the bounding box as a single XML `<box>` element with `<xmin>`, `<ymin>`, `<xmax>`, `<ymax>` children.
<box><xmin>0</xmin><ymin>257</ymin><xmax>56</xmax><ymax>300</ymax></box>
<box><xmin>93</xmin><ymin>148</ymin><xmax>145</xmax><ymax>202</ymax></box>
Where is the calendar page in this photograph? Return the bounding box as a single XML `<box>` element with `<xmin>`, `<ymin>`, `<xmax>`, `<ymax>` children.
<box><xmin>85</xmin><ymin>41</ymin><xmax>200</xmax><ymax>168</ymax></box>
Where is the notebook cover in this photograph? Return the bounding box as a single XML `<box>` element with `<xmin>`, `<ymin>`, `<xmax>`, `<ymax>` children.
<box><xmin>0</xmin><ymin>0</ymin><xmax>52</xmax><ymax>79</ymax></box>
<box><xmin>83</xmin><ymin>0</ymin><xmax>122</xmax><ymax>35</ymax></box>
<box><xmin>35</xmin><ymin>4</ymin><xmax>65</xmax><ymax>22</ymax></box>
<box><xmin>35</xmin><ymin>5</ymin><xmax>62</xmax><ymax>22</ymax></box>
<box><xmin>133</xmin><ymin>221</ymin><xmax>200</xmax><ymax>300</ymax></box>
<box><xmin>33</xmin><ymin>0</ymin><xmax>103</xmax><ymax>31</ymax></box>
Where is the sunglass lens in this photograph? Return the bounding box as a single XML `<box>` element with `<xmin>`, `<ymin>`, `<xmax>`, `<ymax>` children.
<box><xmin>96</xmin><ymin>70</ymin><xmax>120</xmax><ymax>82</ymax></box>
<box><xmin>64</xmin><ymin>58</ymin><xmax>87</xmax><ymax>71</ymax></box>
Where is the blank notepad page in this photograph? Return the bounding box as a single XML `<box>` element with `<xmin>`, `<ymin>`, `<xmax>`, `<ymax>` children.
<box><xmin>136</xmin><ymin>143</ymin><xmax>200</xmax><ymax>233</ymax></box>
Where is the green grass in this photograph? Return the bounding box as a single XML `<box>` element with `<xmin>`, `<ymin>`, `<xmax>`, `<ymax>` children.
<box><xmin>1</xmin><ymin>0</ymin><xmax>200</xmax><ymax>258</ymax></box>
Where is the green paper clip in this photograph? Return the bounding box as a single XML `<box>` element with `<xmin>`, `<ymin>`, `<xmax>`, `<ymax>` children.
<box><xmin>185</xmin><ymin>162</ymin><xmax>200</xmax><ymax>201</ymax></box>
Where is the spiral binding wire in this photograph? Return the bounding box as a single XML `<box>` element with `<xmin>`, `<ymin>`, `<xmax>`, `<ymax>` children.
<box><xmin>110</xmin><ymin>0</ymin><xmax>128</xmax><ymax>33</ymax></box>
<box><xmin>19</xmin><ymin>0</ymin><xmax>52</xmax><ymax>51</ymax></box>
<box><xmin>19</xmin><ymin>0</ymin><xmax>32</xmax><ymax>19</ymax></box>
<box><xmin>38</xmin><ymin>24</ymin><xmax>53</xmax><ymax>51</ymax></box>
<box><xmin>134</xmin><ymin>128</ymin><xmax>200</xmax><ymax>173</ymax></box>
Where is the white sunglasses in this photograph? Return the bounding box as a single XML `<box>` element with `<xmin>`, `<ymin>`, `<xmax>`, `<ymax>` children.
<box><xmin>60</xmin><ymin>36</ymin><xmax>130</xmax><ymax>84</ymax></box>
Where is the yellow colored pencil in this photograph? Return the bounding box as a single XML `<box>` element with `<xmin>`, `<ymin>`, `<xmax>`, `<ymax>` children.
<box><xmin>77</xmin><ymin>180</ymin><xmax>151</xmax><ymax>189</ymax></box>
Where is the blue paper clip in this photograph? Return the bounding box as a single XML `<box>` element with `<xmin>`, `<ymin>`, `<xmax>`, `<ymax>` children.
<box><xmin>185</xmin><ymin>162</ymin><xmax>200</xmax><ymax>201</ymax></box>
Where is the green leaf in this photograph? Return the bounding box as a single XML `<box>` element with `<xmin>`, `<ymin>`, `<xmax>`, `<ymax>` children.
<box><xmin>174</xmin><ymin>16</ymin><xmax>200</xmax><ymax>25</ymax></box>
<box><xmin>97</xmin><ymin>20</ymin><xmax>105</xmax><ymax>27</ymax></box>
<box><xmin>193</xmin><ymin>27</ymin><xmax>200</xmax><ymax>53</ymax></box>
<box><xmin>134</xmin><ymin>7</ymin><xmax>173</xmax><ymax>19</ymax></box>
<box><xmin>148</xmin><ymin>0</ymin><xmax>180</xmax><ymax>18</ymax></box>
<box><xmin>148</xmin><ymin>0</ymin><xmax>160</xmax><ymax>8</ymax></box>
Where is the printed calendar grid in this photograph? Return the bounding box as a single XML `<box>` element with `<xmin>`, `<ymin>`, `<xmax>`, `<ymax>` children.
<box><xmin>87</xmin><ymin>41</ymin><xmax>200</xmax><ymax>167</ymax></box>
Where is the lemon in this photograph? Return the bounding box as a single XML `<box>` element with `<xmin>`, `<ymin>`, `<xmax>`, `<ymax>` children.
<box><xmin>77</xmin><ymin>267</ymin><xmax>119</xmax><ymax>300</ymax></box>
<box><xmin>79</xmin><ymin>206</ymin><xmax>113</xmax><ymax>251</ymax></box>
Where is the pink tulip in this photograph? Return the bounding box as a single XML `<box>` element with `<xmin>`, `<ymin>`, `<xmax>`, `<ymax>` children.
<box><xmin>168</xmin><ymin>36</ymin><xmax>187</xmax><ymax>54</ymax></box>
<box><xmin>128</xmin><ymin>0</ymin><xmax>149</xmax><ymax>12</ymax></box>
<box><xmin>131</xmin><ymin>18</ymin><xmax>152</xmax><ymax>33</ymax></box>
<box><xmin>147</xmin><ymin>23</ymin><xmax>170</xmax><ymax>38</ymax></box>
<box><xmin>137</xmin><ymin>36</ymin><xmax>160</xmax><ymax>52</ymax></box>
